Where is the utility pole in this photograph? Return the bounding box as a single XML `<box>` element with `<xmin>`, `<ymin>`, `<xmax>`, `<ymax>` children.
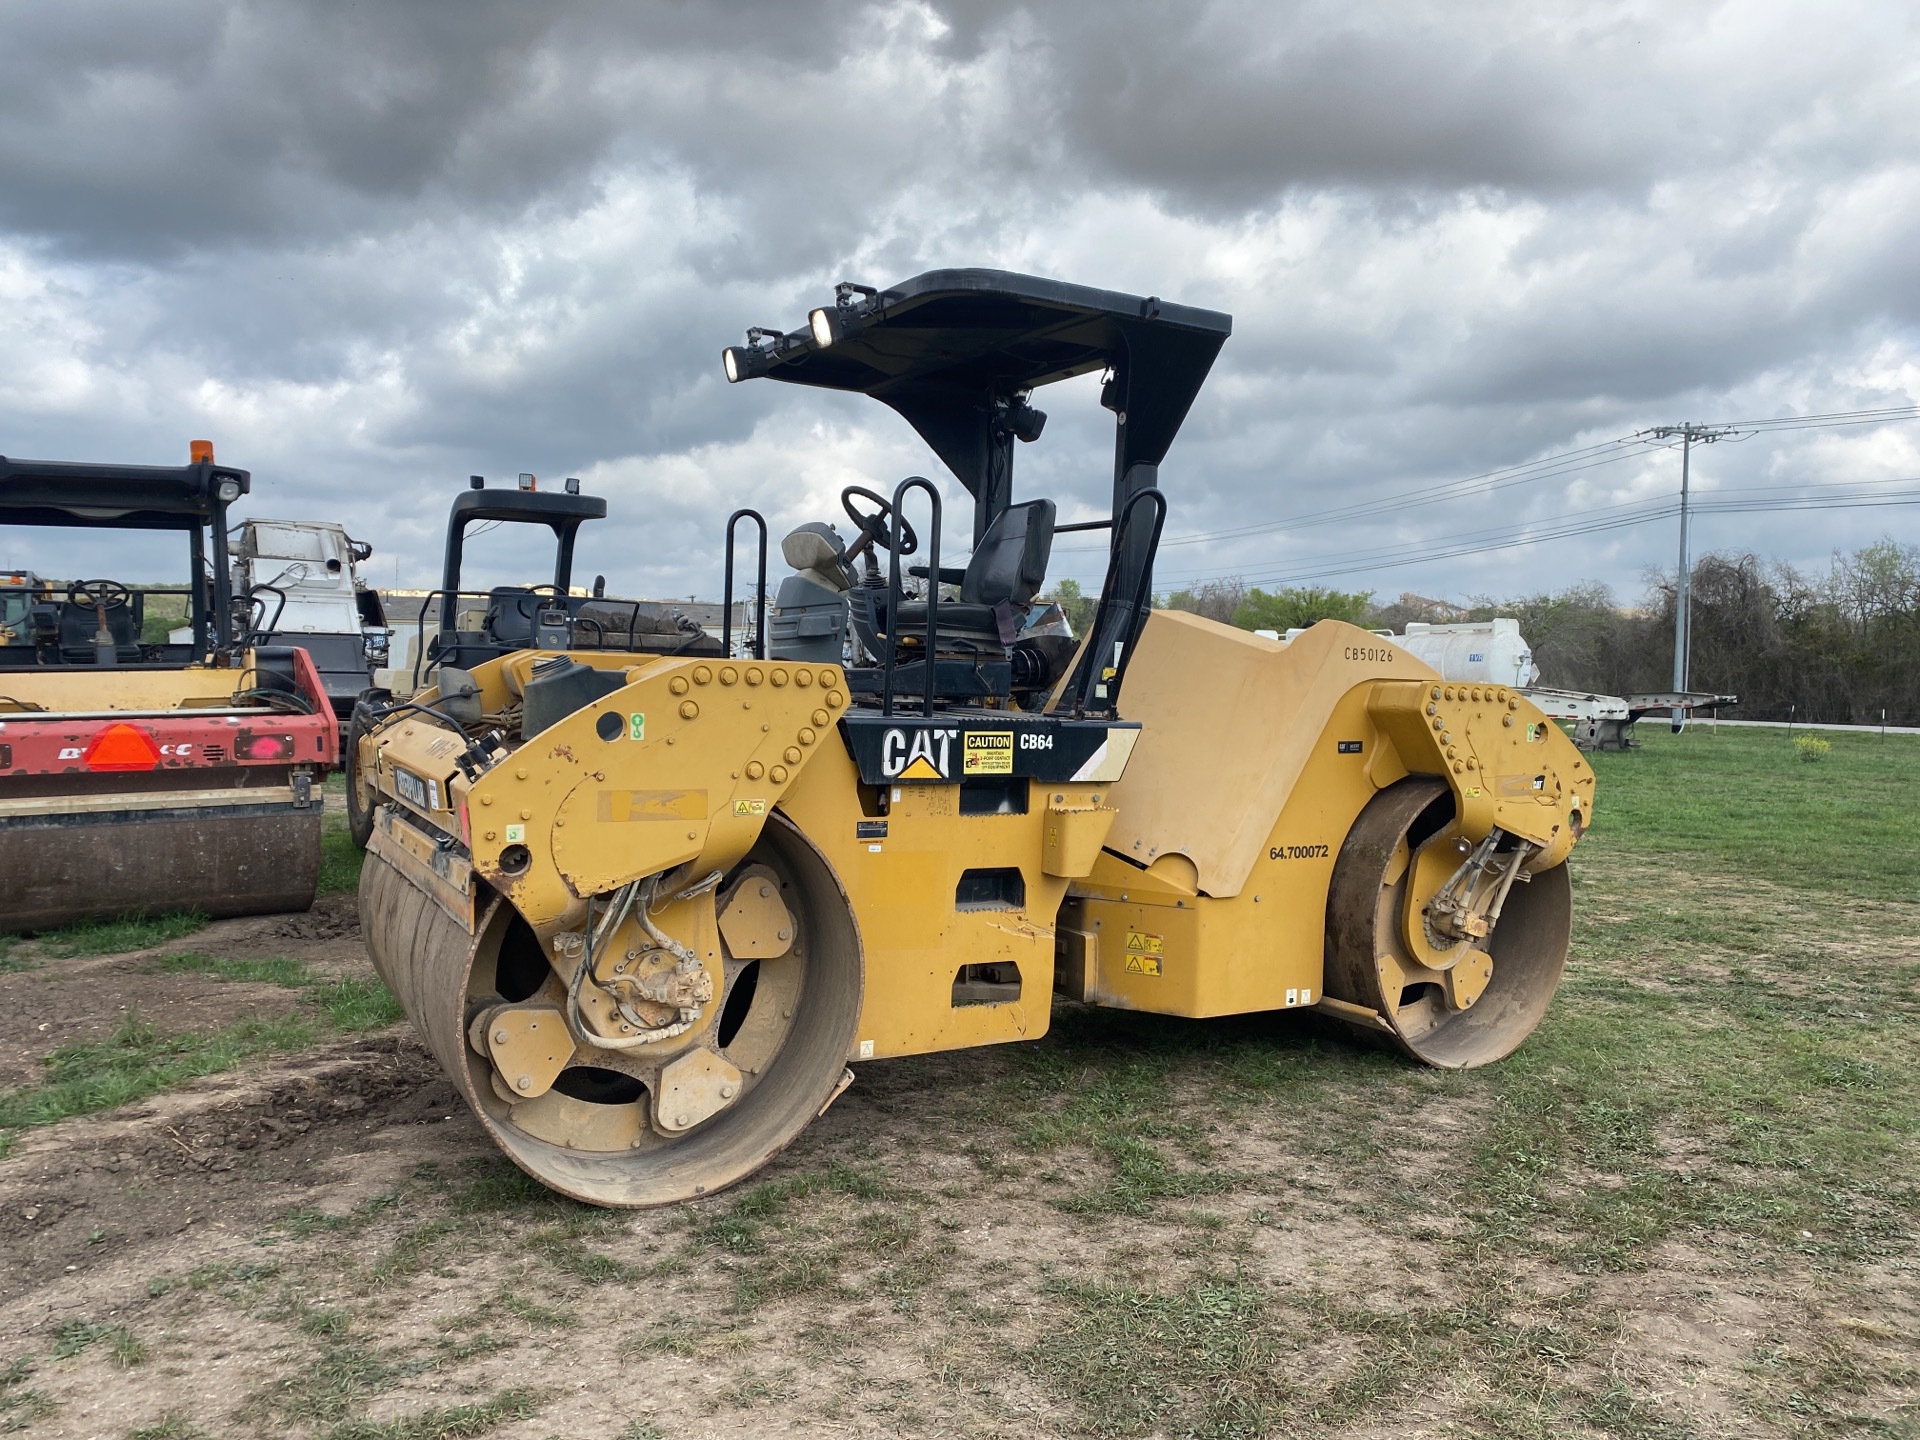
<box><xmin>1644</xmin><ymin>422</ymin><xmax>1736</xmax><ymax>731</ymax></box>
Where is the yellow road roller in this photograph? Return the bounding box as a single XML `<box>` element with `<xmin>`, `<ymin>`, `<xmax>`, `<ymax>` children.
<box><xmin>356</xmin><ymin>271</ymin><xmax>1595</xmax><ymax>1206</ymax></box>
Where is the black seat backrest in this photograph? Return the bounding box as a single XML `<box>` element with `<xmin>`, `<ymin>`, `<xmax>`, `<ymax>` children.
<box><xmin>483</xmin><ymin>587</ymin><xmax>539</xmax><ymax>647</ymax></box>
<box><xmin>58</xmin><ymin>599</ymin><xmax>137</xmax><ymax>652</ymax></box>
<box><xmin>960</xmin><ymin>500</ymin><xmax>1056</xmax><ymax>608</ymax></box>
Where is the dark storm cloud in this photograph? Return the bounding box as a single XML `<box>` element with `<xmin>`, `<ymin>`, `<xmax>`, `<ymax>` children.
<box><xmin>2</xmin><ymin>0</ymin><xmax>1917</xmax><ymax>606</ymax></box>
<box><xmin>929</xmin><ymin>0</ymin><xmax>1920</xmax><ymax>209</ymax></box>
<box><xmin>0</xmin><ymin>0</ymin><xmax>871</xmax><ymax>260</ymax></box>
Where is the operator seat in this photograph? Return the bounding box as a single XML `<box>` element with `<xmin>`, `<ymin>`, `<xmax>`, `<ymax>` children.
<box><xmin>57</xmin><ymin>596</ymin><xmax>139</xmax><ymax>664</ymax></box>
<box><xmin>889</xmin><ymin>498</ymin><xmax>1056</xmax><ymax>652</ymax></box>
<box><xmin>482</xmin><ymin>587</ymin><xmax>539</xmax><ymax>647</ymax></box>
<box><xmin>768</xmin><ymin>523</ymin><xmax>854</xmax><ymax>664</ymax></box>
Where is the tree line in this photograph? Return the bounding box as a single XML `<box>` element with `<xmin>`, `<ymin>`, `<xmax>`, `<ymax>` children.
<box><xmin>1049</xmin><ymin>538</ymin><xmax>1920</xmax><ymax>725</ymax></box>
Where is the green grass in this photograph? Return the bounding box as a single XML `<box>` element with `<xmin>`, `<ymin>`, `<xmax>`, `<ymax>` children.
<box><xmin>146</xmin><ymin>952</ymin><xmax>314</xmax><ymax>986</ymax></box>
<box><xmin>0</xmin><ymin>955</ymin><xmax>403</xmax><ymax>1141</ymax></box>
<box><xmin>319</xmin><ymin>776</ymin><xmax>363</xmax><ymax>895</ymax></box>
<box><xmin>50</xmin><ymin>1320</ymin><xmax>146</xmax><ymax>1368</ymax></box>
<box><xmin>31</xmin><ymin>911</ymin><xmax>208</xmax><ymax>958</ymax></box>
<box><xmin>0</xmin><ymin>1009</ymin><xmax>322</xmax><ymax>1132</ymax></box>
<box><xmin>1587</xmin><ymin>724</ymin><xmax>1920</xmax><ymax>901</ymax></box>
<box><xmin>0</xmin><ymin>936</ymin><xmax>31</xmax><ymax>975</ymax></box>
<box><xmin>239</xmin><ymin>1307</ymin><xmax>549</xmax><ymax>1439</ymax></box>
<box><xmin>1028</xmin><ymin>1271</ymin><xmax>1295</xmax><ymax>1437</ymax></box>
<box><xmin>0</xmin><ymin>1357</ymin><xmax>55</xmax><ymax>1433</ymax></box>
<box><xmin>976</xmin><ymin>726</ymin><xmax>1920</xmax><ymax>1436</ymax></box>
<box><xmin>145</xmin><ymin>950</ymin><xmax>401</xmax><ymax>1029</ymax></box>
<box><xmin>127</xmin><ymin>1415</ymin><xmax>212</xmax><ymax>1440</ymax></box>
<box><xmin>320</xmin><ymin>1387</ymin><xmax>546</xmax><ymax>1440</ymax></box>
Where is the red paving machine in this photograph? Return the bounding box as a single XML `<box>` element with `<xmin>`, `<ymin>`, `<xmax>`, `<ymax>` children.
<box><xmin>0</xmin><ymin>445</ymin><xmax>338</xmax><ymax>933</ymax></box>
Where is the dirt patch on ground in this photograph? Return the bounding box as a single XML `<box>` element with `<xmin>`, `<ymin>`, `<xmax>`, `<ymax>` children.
<box><xmin>1</xmin><ymin>873</ymin><xmax>1916</xmax><ymax>1439</ymax></box>
<box><xmin>0</xmin><ymin>896</ymin><xmax>369</xmax><ymax>1092</ymax></box>
<box><xmin>0</xmin><ymin>1034</ymin><xmax>467</xmax><ymax>1309</ymax></box>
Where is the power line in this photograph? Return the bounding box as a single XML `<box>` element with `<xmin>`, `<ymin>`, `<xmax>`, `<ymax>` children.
<box><xmin>1143</xmin><ymin>472</ymin><xmax>1920</xmax><ymax>588</ymax></box>
<box><xmin>1717</xmin><ymin>404</ymin><xmax>1920</xmax><ymax>430</ymax></box>
<box><xmin>1062</xmin><ymin>401</ymin><xmax>1920</xmax><ymax>561</ymax></box>
<box><xmin>1189</xmin><ymin>487</ymin><xmax>1920</xmax><ymax>591</ymax></box>
<box><xmin>1053</xmin><ymin>435</ymin><xmax>1664</xmax><ymax>554</ymax></box>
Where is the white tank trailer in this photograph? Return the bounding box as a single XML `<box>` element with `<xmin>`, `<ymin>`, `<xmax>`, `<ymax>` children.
<box><xmin>1388</xmin><ymin>618</ymin><xmax>1539</xmax><ymax>689</ymax></box>
<box><xmin>1285</xmin><ymin>618</ymin><xmax>1730</xmax><ymax>751</ymax></box>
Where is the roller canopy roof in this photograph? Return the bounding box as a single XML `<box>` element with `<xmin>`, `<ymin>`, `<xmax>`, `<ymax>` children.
<box><xmin>731</xmin><ymin>268</ymin><xmax>1232</xmax><ymax>504</ymax></box>
<box><xmin>0</xmin><ymin>455</ymin><xmax>251</xmax><ymax>530</ymax></box>
<box><xmin>447</xmin><ymin>488</ymin><xmax>607</xmax><ymax>528</ymax></box>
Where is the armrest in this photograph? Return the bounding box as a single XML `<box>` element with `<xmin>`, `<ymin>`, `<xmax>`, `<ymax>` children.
<box><xmin>907</xmin><ymin>565</ymin><xmax>967</xmax><ymax>585</ymax></box>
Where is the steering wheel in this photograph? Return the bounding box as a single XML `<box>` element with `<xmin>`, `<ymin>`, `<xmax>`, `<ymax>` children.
<box><xmin>841</xmin><ymin>485</ymin><xmax>919</xmax><ymax>560</ymax></box>
<box><xmin>68</xmin><ymin>579</ymin><xmax>132</xmax><ymax>611</ymax></box>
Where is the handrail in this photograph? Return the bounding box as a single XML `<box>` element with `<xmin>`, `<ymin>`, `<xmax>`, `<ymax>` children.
<box><xmin>882</xmin><ymin>477</ymin><xmax>942</xmax><ymax>717</ymax></box>
<box><xmin>243</xmin><ymin>583</ymin><xmax>288</xmax><ymax>645</ymax></box>
<box><xmin>1072</xmin><ymin>486</ymin><xmax>1167</xmax><ymax>718</ymax></box>
<box><xmin>722</xmin><ymin>509</ymin><xmax>769</xmax><ymax>660</ymax></box>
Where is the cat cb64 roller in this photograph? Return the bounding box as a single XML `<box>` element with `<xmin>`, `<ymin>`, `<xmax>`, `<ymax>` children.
<box><xmin>353</xmin><ymin>270</ymin><xmax>1595</xmax><ymax>1206</ymax></box>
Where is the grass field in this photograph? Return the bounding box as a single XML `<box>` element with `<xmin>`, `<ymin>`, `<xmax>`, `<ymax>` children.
<box><xmin>0</xmin><ymin>725</ymin><xmax>1914</xmax><ymax>1438</ymax></box>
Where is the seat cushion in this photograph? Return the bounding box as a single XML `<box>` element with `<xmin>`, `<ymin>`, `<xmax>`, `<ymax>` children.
<box><xmin>892</xmin><ymin>601</ymin><xmax>1003</xmax><ymax>645</ymax></box>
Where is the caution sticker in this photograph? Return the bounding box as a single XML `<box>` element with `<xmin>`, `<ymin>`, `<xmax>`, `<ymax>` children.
<box><xmin>732</xmin><ymin>798</ymin><xmax>766</xmax><ymax>817</ymax></box>
<box><xmin>1123</xmin><ymin>930</ymin><xmax>1163</xmax><ymax>977</ymax></box>
<box><xmin>962</xmin><ymin>731</ymin><xmax>1014</xmax><ymax>775</ymax></box>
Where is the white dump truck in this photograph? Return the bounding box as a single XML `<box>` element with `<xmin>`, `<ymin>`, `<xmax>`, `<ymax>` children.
<box><xmin>228</xmin><ymin>519</ymin><xmax>390</xmax><ymax>720</ymax></box>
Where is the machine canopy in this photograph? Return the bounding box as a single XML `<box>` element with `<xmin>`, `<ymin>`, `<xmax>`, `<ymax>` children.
<box><xmin>0</xmin><ymin>455</ymin><xmax>251</xmax><ymax>531</ymax></box>
<box><xmin>725</xmin><ymin>268</ymin><xmax>1232</xmax><ymax>540</ymax></box>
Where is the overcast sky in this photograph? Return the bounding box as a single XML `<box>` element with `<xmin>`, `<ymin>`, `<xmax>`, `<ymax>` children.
<box><xmin>3</xmin><ymin>0</ymin><xmax>1917</xmax><ymax>610</ymax></box>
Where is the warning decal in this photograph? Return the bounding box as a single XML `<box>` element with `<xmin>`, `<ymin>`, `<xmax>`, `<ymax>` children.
<box><xmin>962</xmin><ymin>731</ymin><xmax>1014</xmax><ymax>775</ymax></box>
<box><xmin>840</xmin><ymin>714</ymin><xmax>1136</xmax><ymax>786</ymax></box>
<box><xmin>1123</xmin><ymin>930</ymin><xmax>1164</xmax><ymax>978</ymax></box>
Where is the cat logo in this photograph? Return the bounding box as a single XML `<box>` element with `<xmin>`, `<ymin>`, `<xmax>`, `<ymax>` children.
<box><xmin>881</xmin><ymin>726</ymin><xmax>960</xmax><ymax>781</ymax></box>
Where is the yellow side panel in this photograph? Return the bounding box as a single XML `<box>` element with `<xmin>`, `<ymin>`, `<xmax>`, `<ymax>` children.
<box><xmin>1368</xmin><ymin>680</ymin><xmax>1595</xmax><ymax>867</ymax></box>
<box><xmin>1066</xmin><ymin>682</ymin><xmax>1386</xmax><ymax>1017</ymax></box>
<box><xmin>1066</xmin><ymin>659</ymin><xmax>1595</xmax><ymax>1021</ymax></box>
<box><xmin>461</xmin><ymin>658</ymin><xmax>851</xmax><ymax>929</ymax></box>
<box><xmin>1102</xmin><ymin>613</ymin><xmax>1441</xmax><ymax>898</ymax></box>
<box><xmin>0</xmin><ymin>666</ymin><xmax>251</xmax><ymax>712</ymax></box>
<box><xmin>778</xmin><ymin>747</ymin><xmax>1111</xmax><ymax>1060</ymax></box>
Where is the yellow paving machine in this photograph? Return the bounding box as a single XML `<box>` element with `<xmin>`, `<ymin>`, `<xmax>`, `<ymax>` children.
<box><xmin>355</xmin><ymin>272</ymin><xmax>1595</xmax><ymax>1206</ymax></box>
